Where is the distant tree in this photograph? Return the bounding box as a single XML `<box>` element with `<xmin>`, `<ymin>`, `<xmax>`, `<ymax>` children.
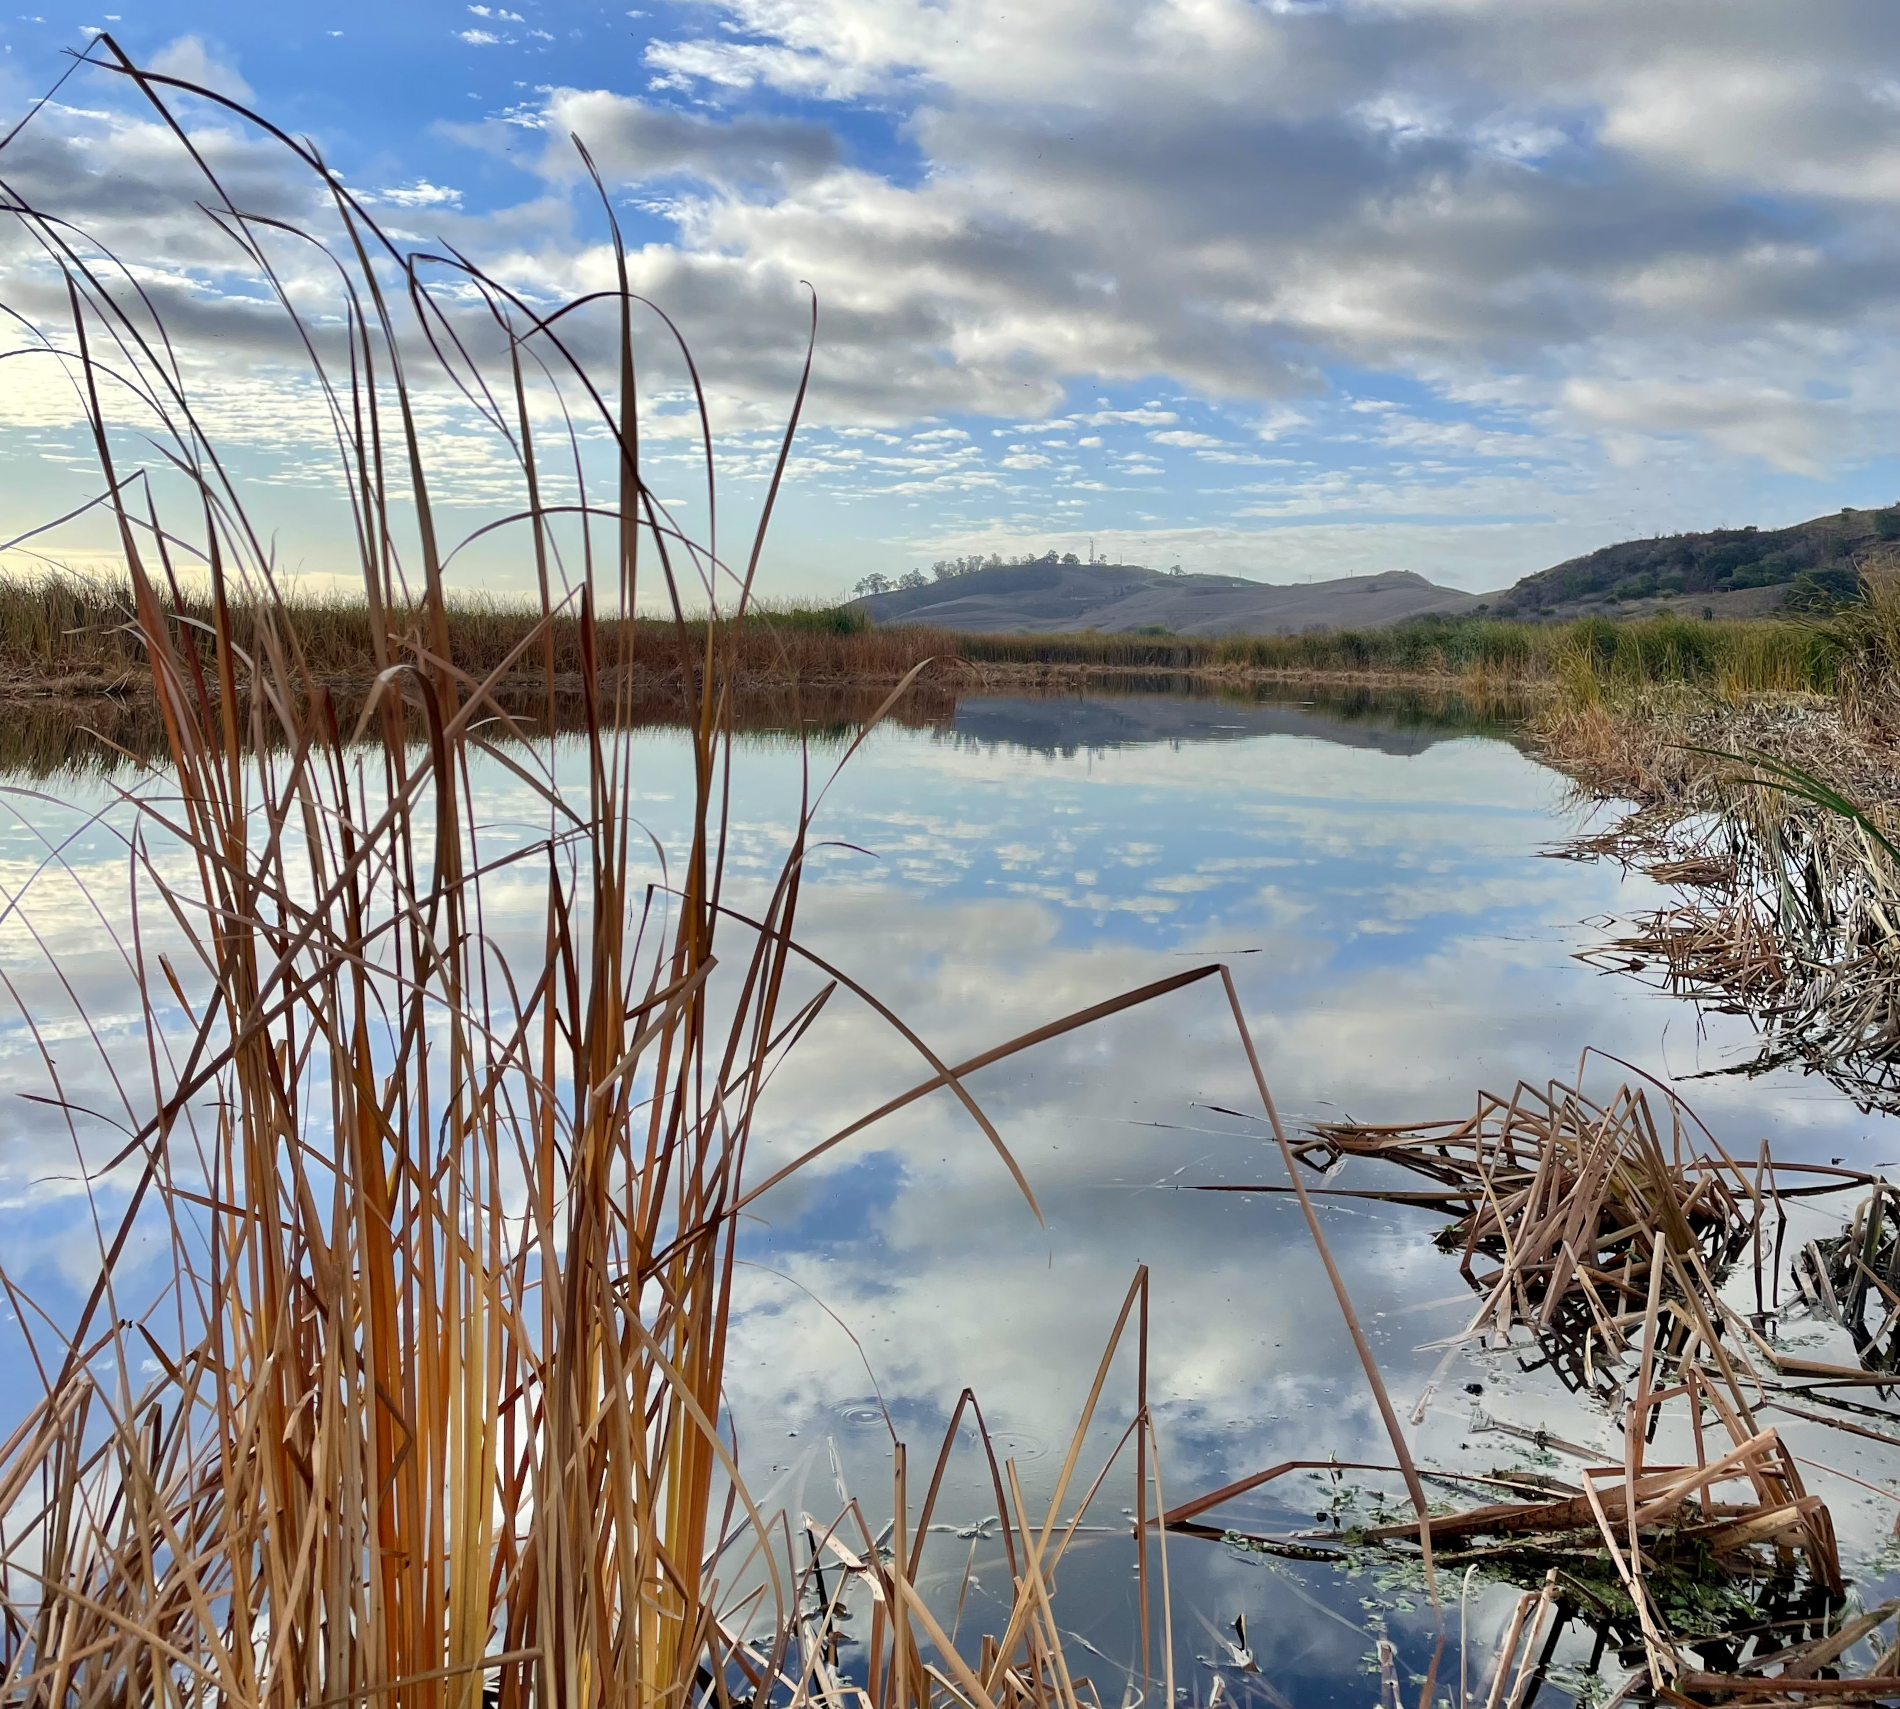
<box><xmin>1061</xmin><ymin>552</ymin><xmax>1080</xmax><ymax>565</ymax></box>
<box><xmin>986</xmin><ymin>553</ymin><xmax>1004</xmax><ymax>570</ymax></box>
<box><xmin>853</xmin><ymin>573</ymin><xmax>893</xmax><ymax>597</ymax></box>
<box><xmin>898</xmin><ymin>569</ymin><xmax>928</xmax><ymax>590</ymax></box>
<box><xmin>1168</xmin><ymin>563</ymin><xmax>1183</xmax><ymax>576</ymax></box>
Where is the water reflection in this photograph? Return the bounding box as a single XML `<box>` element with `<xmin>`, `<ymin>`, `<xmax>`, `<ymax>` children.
<box><xmin>944</xmin><ymin>686</ymin><xmax>1518</xmax><ymax>758</ymax></box>
<box><xmin>0</xmin><ymin>677</ymin><xmax>1519</xmax><ymax>776</ymax></box>
<box><xmin>1</xmin><ymin>690</ymin><xmax>1894</xmax><ymax>1705</ymax></box>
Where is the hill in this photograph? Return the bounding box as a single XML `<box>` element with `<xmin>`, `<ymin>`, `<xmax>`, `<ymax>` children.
<box><xmin>849</xmin><ymin>561</ymin><xmax>1482</xmax><ymax>635</ymax></box>
<box><xmin>1493</xmin><ymin>506</ymin><xmax>1900</xmax><ymax>619</ymax></box>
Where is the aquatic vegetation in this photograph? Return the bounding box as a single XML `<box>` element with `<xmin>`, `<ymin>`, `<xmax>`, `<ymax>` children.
<box><xmin>1307</xmin><ymin>1077</ymin><xmax>1769</xmax><ymax>1400</ymax></box>
<box><xmin>1173</xmin><ymin>1072</ymin><xmax>1900</xmax><ymax>1700</ymax></box>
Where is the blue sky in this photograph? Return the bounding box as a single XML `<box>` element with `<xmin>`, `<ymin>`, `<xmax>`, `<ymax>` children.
<box><xmin>3</xmin><ymin>0</ymin><xmax>1900</xmax><ymax>599</ymax></box>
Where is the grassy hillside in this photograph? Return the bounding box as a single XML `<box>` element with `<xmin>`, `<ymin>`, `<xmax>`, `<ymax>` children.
<box><xmin>1494</xmin><ymin>505</ymin><xmax>1900</xmax><ymax>616</ymax></box>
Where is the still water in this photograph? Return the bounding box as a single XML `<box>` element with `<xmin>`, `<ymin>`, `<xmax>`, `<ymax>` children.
<box><xmin>2</xmin><ymin>689</ymin><xmax>1895</xmax><ymax>1702</ymax></box>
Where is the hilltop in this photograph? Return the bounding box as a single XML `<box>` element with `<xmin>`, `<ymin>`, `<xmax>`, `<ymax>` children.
<box><xmin>849</xmin><ymin>559</ymin><xmax>1482</xmax><ymax>635</ymax></box>
<box><xmin>1491</xmin><ymin>505</ymin><xmax>1900</xmax><ymax>619</ymax></box>
<box><xmin>851</xmin><ymin>506</ymin><xmax>1900</xmax><ymax>639</ymax></box>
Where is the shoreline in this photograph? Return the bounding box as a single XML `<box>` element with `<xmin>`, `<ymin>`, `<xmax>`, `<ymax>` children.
<box><xmin>0</xmin><ymin>657</ymin><xmax>1550</xmax><ymax>705</ymax></box>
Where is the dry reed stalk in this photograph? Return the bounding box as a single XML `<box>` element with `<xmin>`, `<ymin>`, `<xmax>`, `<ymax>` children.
<box><xmin>0</xmin><ymin>49</ymin><xmax>1266</xmax><ymax>1709</ymax></box>
<box><xmin>1579</xmin><ymin>776</ymin><xmax>1900</xmax><ymax>1107</ymax></box>
<box><xmin>1537</xmin><ymin>649</ymin><xmax>1900</xmax><ymax>1107</ymax></box>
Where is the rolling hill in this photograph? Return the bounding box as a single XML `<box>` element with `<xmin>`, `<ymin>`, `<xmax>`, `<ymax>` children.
<box><xmin>848</xmin><ymin>561</ymin><xmax>1483</xmax><ymax>635</ymax></box>
<box><xmin>1490</xmin><ymin>505</ymin><xmax>1900</xmax><ymax>618</ymax></box>
<box><xmin>852</xmin><ymin>505</ymin><xmax>1900</xmax><ymax>638</ymax></box>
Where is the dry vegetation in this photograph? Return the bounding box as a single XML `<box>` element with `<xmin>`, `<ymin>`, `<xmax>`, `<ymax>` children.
<box><xmin>1182</xmin><ymin>1071</ymin><xmax>1900</xmax><ymax>1704</ymax></box>
<box><xmin>1534</xmin><ymin>578</ymin><xmax>1900</xmax><ymax>1107</ymax></box>
<box><xmin>0</xmin><ymin>45</ymin><xmax>1444</xmax><ymax>1709</ymax></box>
<box><xmin>0</xmin><ymin>577</ymin><xmax>1848</xmax><ymax>747</ymax></box>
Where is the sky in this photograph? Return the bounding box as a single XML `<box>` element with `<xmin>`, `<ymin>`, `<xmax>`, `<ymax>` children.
<box><xmin>2</xmin><ymin>0</ymin><xmax>1900</xmax><ymax>600</ymax></box>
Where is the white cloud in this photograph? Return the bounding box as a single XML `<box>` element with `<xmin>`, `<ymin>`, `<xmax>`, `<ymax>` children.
<box><xmin>7</xmin><ymin>0</ymin><xmax>1900</xmax><ymax>597</ymax></box>
<box><xmin>361</xmin><ymin>179</ymin><xmax>464</xmax><ymax>209</ymax></box>
<box><xmin>534</xmin><ymin>88</ymin><xmax>839</xmax><ymax>187</ymax></box>
<box><xmin>147</xmin><ymin>34</ymin><xmax>254</xmax><ymax>104</ymax></box>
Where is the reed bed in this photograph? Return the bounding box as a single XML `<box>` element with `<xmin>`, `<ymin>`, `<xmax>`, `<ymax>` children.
<box><xmin>0</xmin><ymin>571</ymin><xmax>956</xmax><ymax>692</ymax></box>
<box><xmin>1530</xmin><ymin>575</ymin><xmax>1900</xmax><ymax>1109</ymax></box>
<box><xmin>1545</xmin><ymin>687</ymin><xmax>1900</xmax><ymax>1106</ymax></box>
<box><xmin>0</xmin><ymin>45</ymin><xmax>1464</xmax><ymax>1709</ymax></box>
<box><xmin>0</xmin><ymin>581</ymin><xmax>1845</xmax><ymax>710</ymax></box>
<box><xmin>954</xmin><ymin>612</ymin><xmax>1842</xmax><ymax>692</ymax></box>
<box><xmin>0</xmin><ymin>47</ymin><xmax>1195</xmax><ymax>1709</ymax></box>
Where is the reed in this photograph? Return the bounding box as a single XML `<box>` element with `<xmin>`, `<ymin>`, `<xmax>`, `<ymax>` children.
<box><xmin>1174</xmin><ymin>1072</ymin><xmax>1900</xmax><ymax>1702</ymax></box>
<box><xmin>955</xmin><ymin>612</ymin><xmax>1842</xmax><ymax>692</ymax></box>
<box><xmin>0</xmin><ymin>44</ymin><xmax>1464</xmax><ymax>1709</ymax></box>
<box><xmin>0</xmin><ymin>46</ymin><xmax>1272</xmax><ymax>1709</ymax></box>
<box><xmin>0</xmin><ymin>571</ymin><xmax>942</xmax><ymax>690</ymax></box>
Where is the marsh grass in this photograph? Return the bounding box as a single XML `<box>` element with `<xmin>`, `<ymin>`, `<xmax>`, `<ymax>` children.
<box><xmin>953</xmin><ymin>612</ymin><xmax>1843</xmax><ymax>693</ymax></box>
<box><xmin>1532</xmin><ymin>574</ymin><xmax>1900</xmax><ymax>1109</ymax></box>
<box><xmin>0</xmin><ymin>571</ymin><xmax>936</xmax><ymax>689</ymax></box>
<box><xmin>0</xmin><ymin>580</ymin><xmax>1848</xmax><ymax>714</ymax></box>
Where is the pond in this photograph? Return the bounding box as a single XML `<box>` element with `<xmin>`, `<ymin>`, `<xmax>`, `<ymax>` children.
<box><xmin>2</xmin><ymin>685</ymin><xmax>1896</xmax><ymax>1704</ymax></box>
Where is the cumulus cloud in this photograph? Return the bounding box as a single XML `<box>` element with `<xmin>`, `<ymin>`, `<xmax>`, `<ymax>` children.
<box><xmin>146</xmin><ymin>34</ymin><xmax>254</xmax><ymax>104</ymax></box>
<box><xmin>538</xmin><ymin>89</ymin><xmax>839</xmax><ymax>188</ymax></box>
<box><xmin>6</xmin><ymin>0</ymin><xmax>1900</xmax><ymax>592</ymax></box>
<box><xmin>567</xmin><ymin>0</ymin><xmax>1900</xmax><ymax>473</ymax></box>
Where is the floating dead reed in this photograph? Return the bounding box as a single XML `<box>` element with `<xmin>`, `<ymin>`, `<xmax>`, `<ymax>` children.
<box><xmin>1306</xmin><ymin>1077</ymin><xmax>1765</xmax><ymax>1399</ymax></box>
<box><xmin>1170</xmin><ymin>1072</ymin><xmax>1900</xmax><ymax>1701</ymax></box>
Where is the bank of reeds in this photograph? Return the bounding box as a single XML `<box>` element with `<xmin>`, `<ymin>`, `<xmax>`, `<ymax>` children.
<box><xmin>0</xmin><ymin>49</ymin><xmax>1184</xmax><ymax>1709</ymax></box>
<box><xmin>1534</xmin><ymin>580</ymin><xmax>1900</xmax><ymax>1107</ymax></box>
<box><xmin>0</xmin><ymin>571</ymin><xmax>957</xmax><ymax>693</ymax></box>
<box><xmin>963</xmin><ymin>610</ymin><xmax>1843</xmax><ymax>693</ymax></box>
<box><xmin>0</xmin><ymin>575</ymin><xmax>1848</xmax><ymax>711</ymax></box>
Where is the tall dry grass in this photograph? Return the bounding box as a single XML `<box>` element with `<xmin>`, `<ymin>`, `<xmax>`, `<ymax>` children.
<box><xmin>0</xmin><ymin>42</ymin><xmax>1441</xmax><ymax>1709</ymax></box>
<box><xmin>0</xmin><ymin>570</ymin><xmax>954</xmax><ymax>690</ymax></box>
<box><xmin>0</xmin><ymin>44</ymin><xmax>1120</xmax><ymax>1709</ymax></box>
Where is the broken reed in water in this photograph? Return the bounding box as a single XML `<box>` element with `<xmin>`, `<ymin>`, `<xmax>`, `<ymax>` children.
<box><xmin>1589</xmin><ymin>791</ymin><xmax>1900</xmax><ymax>1109</ymax></box>
<box><xmin>1179</xmin><ymin>1071</ymin><xmax>1900</xmax><ymax>1703</ymax></box>
<box><xmin>1794</xmin><ymin>1181</ymin><xmax>1900</xmax><ymax>1375</ymax></box>
<box><xmin>1538</xmin><ymin>581</ymin><xmax>1900</xmax><ymax>1110</ymax></box>
<box><xmin>1307</xmin><ymin>1078</ymin><xmax>1767</xmax><ymax>1398</ymax></box>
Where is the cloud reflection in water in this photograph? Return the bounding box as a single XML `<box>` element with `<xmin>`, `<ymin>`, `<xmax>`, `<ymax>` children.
<box><xmin>1</xmin><ymin>693</ymin><xmax>1894</xmax><ymax>1701</ymax></box>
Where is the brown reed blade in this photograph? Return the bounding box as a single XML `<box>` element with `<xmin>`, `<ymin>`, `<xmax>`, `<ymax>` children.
<box><xmin>0</xmin><ymin>55</ymin><xmax>1226</xmax><ymax>1709</ymax></box>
